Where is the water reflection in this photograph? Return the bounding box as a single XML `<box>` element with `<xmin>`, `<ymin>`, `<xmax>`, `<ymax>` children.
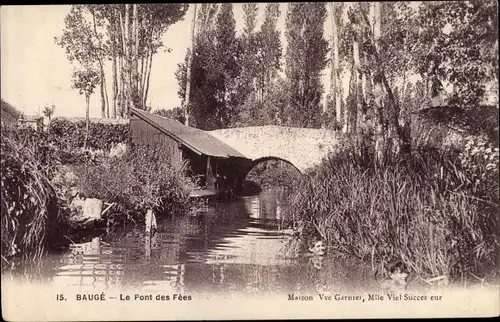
<box><xmin>54</xmin><ymin>237</ymin><xmax>125</xmax><ymax>289</ymax></box>
<box><xmin>5</xmin><ymin>190</ymin><xmax>377</xmax><ymax>295</ymax></box>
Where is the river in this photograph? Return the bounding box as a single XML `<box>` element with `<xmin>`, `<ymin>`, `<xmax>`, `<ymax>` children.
<box><xmin>3</xmin><ymin>190</ymin><xmax>382</xmax><ymax>297</ymax></box>
<box><xmin>3</xmin><ymin>190</ymin><xmax>499</xmax><ymax>320</ymax></box>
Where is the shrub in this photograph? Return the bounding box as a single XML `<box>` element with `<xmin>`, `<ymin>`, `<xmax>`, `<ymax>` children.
<box><xmin>49</xmin><ymin>117</ymin><xmax>129</xmax><ymax>151</ymax></box>
<box><xmin>1</xmin><ymin>128</ymin><xmax>69</xmax><ymax>266</ymax></box>
<box><xmin>288</xmin><ymin>139</ymin><xmax>499</xmax><ymax>283</ymax></box>
<box><xmin>73</xmin><ymin>144</ymin><xmax>197</xmax><ymax>227</ymax></box>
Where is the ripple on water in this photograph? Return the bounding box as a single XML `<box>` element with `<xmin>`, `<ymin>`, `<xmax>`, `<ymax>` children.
<box><xmin>4</xmin><ymin>191</ymin><xmax>395</xmax><ymax>295</ymax></box>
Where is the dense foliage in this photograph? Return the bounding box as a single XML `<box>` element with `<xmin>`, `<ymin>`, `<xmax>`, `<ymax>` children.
<box><xmin>56</xmin><ymin>4</ymin><xmax>188</xmax><ymax>118</ymax></box>
<box><xmin>288</xmin><ymin>138</ymin><xmax>499</xmax><ymax>282</ymax></box>
<box><xmin>49</xmin><ymin>117</ymin><xmax>129</xmax><ymax>152</ymax></box>
<box><xmin>73</xmin><ymin>144</ymin><xmax>197</xmax><ymax>227</ymax></box>
<box><xmin>1</xmin><ymin>128</ymin><xmax>69</xmax><ymax>267</ymax></box>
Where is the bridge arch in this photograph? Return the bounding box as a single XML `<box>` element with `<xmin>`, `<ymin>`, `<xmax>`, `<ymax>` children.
<box><xmin>244</xmin><ymin>156</ymin><xmax>303</xmax><ymax>179</ymax></box>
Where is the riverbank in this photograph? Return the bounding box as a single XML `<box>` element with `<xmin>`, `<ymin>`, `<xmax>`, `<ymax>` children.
<box><xmin>0</xmin><ymin>125</ymin><xmax>197</xmax><ymax>269</ymax></box>
<box><xmin>288</xmin><ymin>137</ymin><xmax>499</xmax><ymax>284</ymax></box>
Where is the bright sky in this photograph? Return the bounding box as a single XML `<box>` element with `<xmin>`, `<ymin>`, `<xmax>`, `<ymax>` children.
<box><xmin>1</xmin><ymin>4</ymin><xmax>426</xmax><ymax>118</ymax></box>
<box><xmin>1</xmin><ymin>4</ymin><xmax>290</xmax><ymax>118</ymax></box>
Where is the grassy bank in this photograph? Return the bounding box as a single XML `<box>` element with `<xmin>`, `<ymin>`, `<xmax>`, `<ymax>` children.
<box><xmin>1</xmin><ymin>127</ymin><xmax>70</xmax><ymax>267</ymax></box>
<box><xmin>72</xmin><ymin>144</ymin><xmax>198</xmax><ymax>227</ymax></box>
<box><xmin>1</xmin><ymin>125</ymin><xmax>197</xmax><ymax>268</ymax></box>
<box><xmin>288</xmin><ymin>137</ymin><xmax>499</xmax><ymax>283</ymax></box>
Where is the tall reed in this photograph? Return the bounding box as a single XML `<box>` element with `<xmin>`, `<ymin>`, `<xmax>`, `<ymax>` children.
<box><xmin>289</xmin><ymin>138</ymin><xmax>499</xmax><ymax>282</ymax></box>
<box><xmin>1</xmin><ymin>128</ymin><xmax>69</xmax><ymax>266</ymax></box>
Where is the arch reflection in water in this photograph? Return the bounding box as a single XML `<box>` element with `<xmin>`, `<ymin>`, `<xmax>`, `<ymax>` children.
<box><xmin>243</xmin><ymin>190</ymin><xmax>288</xmax><ymax>221</ymax></box>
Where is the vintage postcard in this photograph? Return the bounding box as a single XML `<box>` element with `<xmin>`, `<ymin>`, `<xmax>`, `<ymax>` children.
<box><xmin>1</xmin><ymin>2</ymin><xmax>499</xmax><ymax>321</ymax></box>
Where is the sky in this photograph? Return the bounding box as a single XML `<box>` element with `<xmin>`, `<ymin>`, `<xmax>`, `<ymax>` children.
<box><xmin>1</xmin><ymin>4</ymin><xmax>424</xmax><ymax>119</ymax></box>
<box><xmin>1</xmin><ymin>4</ymin><xmax>291</xmax><ymax>118</ymax></box>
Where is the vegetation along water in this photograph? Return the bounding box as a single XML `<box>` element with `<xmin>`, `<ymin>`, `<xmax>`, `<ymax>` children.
<box><xmin>1</xmin><ymin>1</ymin><xmax>499</xmax><ymax>297</ymax></box>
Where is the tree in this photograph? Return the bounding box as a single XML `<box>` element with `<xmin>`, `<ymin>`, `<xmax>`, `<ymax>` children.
<box><xmin>284</xmin><ymin>3</ymin><xmax>329</xmax><ymax>128</ymax></box>
<box><xmin>72</xmin><ymin>67</ymin><xmax>100</xmax><ymax>149</ymax></box>
<box><xmin>357</xmin><ymin>2</ymin><xmax>405</xmax><ymax>162</ymax></box>
<box><xmin>58</xmin><ymin>5</ymin><xmax>188</xmax><ymax>118</ymax></box>
<box><xmin>176</xmin><ymin>4</ymin><xmax>219</xmax><ymax>129</ymax></box>
<box><xmin>56</xmin><ymin>5</ymin><xmax>109</xmax><ymax>118</ymax></box>
<box><xmin>329</xmin><ymin>3</ymin><xmax>343</xmax><ymax>125</ymax></box>
<box><xmin>415</xmin><ymin>0</ymin><xmax>498</xmax><ymax>106</ymax></box>
<box><xmin>184</xmin><ymin>4</ymin><xmax>197</xmax><ymax>126</ymax></box>
<box><xmin>238</xmin><ymin>4</ymin><xmax>283</xmax><ymax>127</ymax></box>
<box><xmin>214</xmin><ymin>4</ymin><xmax>240</xmax><ymax>127</ymax></box>
<box><xmin>257</xmin><ymin>3</ymin><xmax>282</xmax><ymax>100</ymax></box>
<box><xmin>235</xmin><ymin>3</ymin><xmax>259</xmax><ymax>125</ymax></box>
<box><xmin>349</xmin><ymin>7</ymin><xmax>364</xmax><ymax>132</ymax></box>
<box><xmin>42</xmin><ymin>104</ymin><xmax>55</xmax><ymax>122</ymax></box>
<box><xmin>154</xmin><ymin>107</ymin><xmax>185</xmax><ymax>124</ymax></box>
<box><xmin>372</xmin><ymin>2</ymin><xmax>386</xmax><ymax>164</ymax></box>
<box><xmin>176</xmin><ymin>4</ymin><xmax>241</xmax><ymax>130</ymax></box>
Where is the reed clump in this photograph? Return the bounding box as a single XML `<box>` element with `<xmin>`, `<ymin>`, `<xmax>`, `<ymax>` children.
<box><xmin>73</xmin><ymin>143</ymin><xmax>197</xmax><ymax>227</ymax></box>
<box><xmin>289</xmin><ymin>137</ymin><xmax>499</xmax><ymax>283</ymax></box>
<box><xmin>1</xmin><ymin>128</ymin><xmax>69</xmax><ymax>267</ymax></box>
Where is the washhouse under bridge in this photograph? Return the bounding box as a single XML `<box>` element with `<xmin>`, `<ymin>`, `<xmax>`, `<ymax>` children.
<box><xmin>129</xmin><ymin>108</ymin><xmax>340</xmax><ymax>195</ymax></box>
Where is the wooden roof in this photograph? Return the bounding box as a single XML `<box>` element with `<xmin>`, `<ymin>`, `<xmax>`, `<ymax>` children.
<box><xmin>130</xmin><ymin>108</ymin><xmax>248</xmax><ymax>159</ymax></box>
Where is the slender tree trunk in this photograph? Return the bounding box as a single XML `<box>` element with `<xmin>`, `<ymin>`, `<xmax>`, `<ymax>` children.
<box><xmin>100</xmin><ymin>75</ymin><xmax>106</xmax><ymax>118</ymax></box>
<box><xmin>144</xmin><ymin>47</ymin><xmax>153</xmax><ymax>109</ymax></box>
<box><xmin>373</xmin><ymin>2</ymin><xmax>384</xmax><ymax>166</ymax></box>
<box><xmin>84</xmin><ymin>95</ymin><xmax>90</xmax><ymax>150</ymax></box>
<box><xmin>332</xmin><ymin>4</ymin><xmax>342</xmax><ymax>125</ymax></box>
<box><xmin>364</xmin><ymin>51</ymin><xmax>373</xmax><ymax>111</ymax></box>
<box><xmin>101</xmin><ymin>67</ymin><xmax>110</xmax><ymax>118</ymax></box>
<box><xmin>90</xmin><ymin>9</ymin><xmax>109</xmax><ymax>118</ymax></box>
<box><xmin>118</xmin><ymin>53</ymin><xmax>125</xmax><ymax>117</ymax></box>
<box><xmin>353</xmin><ymin>25</ymin><xmax>364</xmax><ymax>132</ymax></box>
<box><xmin>139</xmin><ymin>56</ymin><xmax>145</xmax><ymax>104</ymax></box>
<box><xmin>112</xmin><ymin>51</ymin><xmax>118</xmax><ymax>118</ymax></box>
<box><xmin>328</xmin><ymin>3</ymin><xmax>335</xmax><ymax>115</ymax></box>
<box><xmin>343</xmin><ymin>64</ymin><xmax>355</xmax><ymax>134</ymax></box>
<box><xmin>121</xmin><ymin>5</ymin><xmax>130</xmax><ymax>117</ymax></box>
<box><xmin>184</xmin><ymin>3</ymin><xmax>198</xmax><ymax>126</ymax></box>
<box><xmin>126</xmin><ymin>4</ymin><xmax>132</xmax><ymax>114</ymax></box>
<box><xmin>142</xmin><ymin>52</ymin><xmax>150</xmax><ymax>108</ymax></box>
<box><xmin>133</xmin><ymin>4</ymin><xmax>140</xmax><ymax>109</ymax></box>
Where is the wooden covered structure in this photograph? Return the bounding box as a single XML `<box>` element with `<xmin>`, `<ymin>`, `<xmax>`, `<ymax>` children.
<box><xmin>129</xmin><ymin>108</ymin><xmax>252</xmax><ymax>195</ymax></box>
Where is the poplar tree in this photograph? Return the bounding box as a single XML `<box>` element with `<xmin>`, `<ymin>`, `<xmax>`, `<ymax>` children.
<box><xmin>284</xmin><ymin>3</ymin><xmax>329</xmax><ymax>128</ymax></box>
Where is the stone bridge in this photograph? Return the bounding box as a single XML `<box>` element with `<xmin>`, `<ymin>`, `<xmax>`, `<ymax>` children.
<box><xmin>208</xmin><ymin>125</ymin><xmax>341</xmax><ymax>173</ymax></box>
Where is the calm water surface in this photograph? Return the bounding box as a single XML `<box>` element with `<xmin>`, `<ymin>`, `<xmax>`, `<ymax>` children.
<box><xmin>5</xmin><ymin>190</ymin><xmax>377</xmax><ymax>296</ymax></box>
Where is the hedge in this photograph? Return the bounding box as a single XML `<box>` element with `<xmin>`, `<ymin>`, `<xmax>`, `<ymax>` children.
<box><xmin>49</xmin><ymin>117</ymin><xmax>129</xmax><ymax>151</ymax></box>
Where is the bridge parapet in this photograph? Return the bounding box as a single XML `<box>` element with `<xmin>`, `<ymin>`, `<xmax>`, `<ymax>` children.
<box><xmin>209</xmin><ymin>125</ymin><xmax>341</xmax><ymax>172</ymax></box>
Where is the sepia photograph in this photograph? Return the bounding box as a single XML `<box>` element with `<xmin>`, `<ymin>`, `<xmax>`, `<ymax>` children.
<box><xmin>1</xmin><ymin>2</ymin><xmax>499</xmax><ymax>320</ymax></box>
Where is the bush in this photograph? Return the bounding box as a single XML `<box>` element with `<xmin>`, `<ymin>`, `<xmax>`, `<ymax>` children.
<box><xmin>288</xmin><ymin>139</ymin><xmax>499</xmax><ymax>283</ymax></box>
<box><xmin>49</xmin><ymin>117</ymin><xmax>129</xmax><ymax>151</ymax></box>
<box><xmin>73</xmin><ymin>144</ymin><xmax>197</xmax><ymax>227</ymax></box>
<box><xmin>1</xmin><ymin>128</ymin><xmax>69</xmax><ymax>266</ymax></box>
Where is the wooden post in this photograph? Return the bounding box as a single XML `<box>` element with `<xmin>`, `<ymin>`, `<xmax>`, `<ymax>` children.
<box><xmin>145</xmin><ymin>209</ymin><xmax>157</xmax><ymax>234</ymax></box>
<box><xmin>206</xmin><ymin>156</ymin><xmax>215</xmax><ymax>190</ymax></box>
